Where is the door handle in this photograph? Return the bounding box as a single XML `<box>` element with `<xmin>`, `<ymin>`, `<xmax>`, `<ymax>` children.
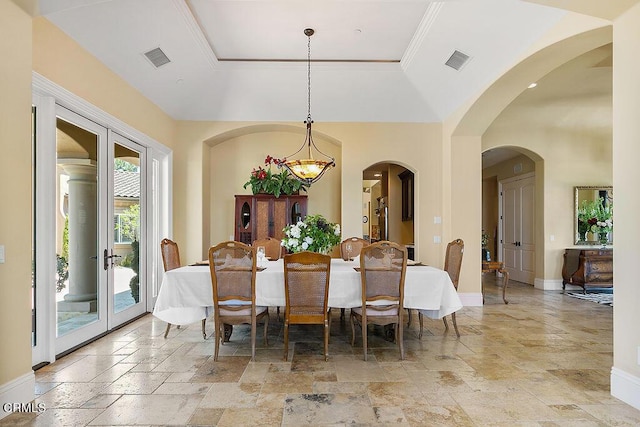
<box><xmin>103</xmin><ymin>249</ymin><xmax>122</xmax><ymax>270</ymax></box>
<box><xmin>103</xmin><ymin>249</ymin><xmax>110</xmax><ymax>270</ymax></box>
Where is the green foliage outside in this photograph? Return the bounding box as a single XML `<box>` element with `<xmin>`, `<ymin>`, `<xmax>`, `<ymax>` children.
<box><xmin>129</xmin><ymin>239</ymin><xmax>140</xmax><ymax>303</ymax></box>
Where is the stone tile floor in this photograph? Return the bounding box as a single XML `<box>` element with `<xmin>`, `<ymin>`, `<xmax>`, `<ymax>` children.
<box><xmin>3</xmin><ymin>277</ymin><xmax>640</xmax><ymax>426</ymax></box>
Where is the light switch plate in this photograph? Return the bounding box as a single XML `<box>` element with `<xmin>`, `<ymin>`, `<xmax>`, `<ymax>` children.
<box><xmin>434</xmin><ymin>216</ymin><xmax>442</xmax><ymax>224</ymax></box>
<box><xmin>433</xmin><ymin>236</ymin><xmax>441</xmax><ymax>244</ymax></box>
<box><xmin>0</xmin><ymin>245</ymin><xmax>5</xmax><ymax>263</ymax></box>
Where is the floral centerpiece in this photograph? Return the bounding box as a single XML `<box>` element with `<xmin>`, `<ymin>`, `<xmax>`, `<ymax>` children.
<box><xmin>281</xmin><ymin>214</ymin><xmax>341</xmax><ymax>254</ymax></box>
<box><xmin>577</xmin><ymin>198</ymin><xmax>613</xmax><ymax>243</ymax></box>
<box><xmin>244</xmin><ymin>155</ymin><xmax>309</xmax><ymax>198</ymax></box>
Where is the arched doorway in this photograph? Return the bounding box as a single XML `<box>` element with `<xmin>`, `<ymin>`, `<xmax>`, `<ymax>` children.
<box><xmin>363</xmin><ymin>162</ymin><xmax>415</xmax><ymax>258</ymax></box>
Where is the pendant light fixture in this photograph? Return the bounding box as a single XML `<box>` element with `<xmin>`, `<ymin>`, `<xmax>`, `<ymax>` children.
<box><xmin>280</xmin><ymin>28</ymin><xmax>335</xmax><ymax>185</ymax></box>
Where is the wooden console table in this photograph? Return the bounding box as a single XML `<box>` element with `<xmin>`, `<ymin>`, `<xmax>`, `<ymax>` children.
<box><xmin>562</xmin><ymin>248</ymin><xmax>613</xmax><ymax>293</ymax></box>
<box><xmin>482</xmin><ymin>260</ymin><xmax>509</xmax><ymax>304</ymax></box>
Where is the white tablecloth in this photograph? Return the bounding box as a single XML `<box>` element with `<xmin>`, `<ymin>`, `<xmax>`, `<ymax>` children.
<box><xmin>153</xmin><ymin>259</ymin><xmax>462</xmax><ymax>325</ymax></box>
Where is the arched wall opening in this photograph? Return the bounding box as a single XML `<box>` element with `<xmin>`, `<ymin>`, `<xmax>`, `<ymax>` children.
<box><xmin>201</xmin><ymin>124</ymin><xmax>343</xmax><ymax>256</ymax></box>
<box><xmin>448</xmin><ymin>26</ymin><xmax>612</xmax><ymax>290</ymax></box>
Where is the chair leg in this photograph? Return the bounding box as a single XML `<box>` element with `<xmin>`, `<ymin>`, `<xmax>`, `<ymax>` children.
<box><xmin>340</xmin><ymin>307</ymin><xmax>345</xmax><ymax>320</ymax></box>
<box><xmin>350</xmin><ymin>313</ymin><xmax>356</xmax><ymax>346</ymax></box>
<box><xmin>418</xmin><ymin>313</ymin><xmax>424</xmax><ymax>339</ymax></box>
<box><xmin>263</xmin><ymin>312</ymin><xmax>269</xmax><ymax>346</ymax></box>
<box><xmin>283</xmin><ymin>319</ymin><xmax>289</xmax><ymax>361</ymax></box>
<box><xmin>362</xmin><ymin>316</ymin><xmax>368</xmax><ymax>361</ymax></box>
<box><xmin>407</xmin><ymin>309</ymin><xmax>412</xmax><ymax>327</ymax></box>
<box><xmin>451</xmin><ymin>312</ymin><xmax>460</xmax><ymax>338</ymax></box>
<box><xmin>398</xmin><ymin>316</ymin><xmax>405</xmax><ymax>360</ymax></box>
<box><xmin>164</xmin><ymin>322</ymin><xmax>172</xmax><ymax>339</ymax></box>
<box><xmin>443</xmin><ymin>316</ymin><xmax>449</xmax><ymax>332</ymax></box>
<box><xmin>214</xmin><ymin>320</ymin><xmax>221</xmax><ymax>361</ymax></box>
<box><xmin>201</xmin><ymin>319</ymin><xmax>207</xmax><ymax>340</ymax></box>
<box><xmin>251</xmin><ymin>317</ymin><xmax>257</xmax><ymax>361</ymax></box>
<box><xmin>324</xmin><ymin>319</ymin><xmax>329</xmax><ymax>361</ymax></box>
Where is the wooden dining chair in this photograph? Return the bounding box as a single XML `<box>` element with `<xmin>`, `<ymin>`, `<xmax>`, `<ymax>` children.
<box><xmin>418</xmin><ymin>238</ymin><xmax>464</xmax><ymax>338</ymax></box>
<box><xmin>283</xmin><ymin>251</ymin><xmax>332</xmax><ymax>361</ymax></box>
<box><xmin>252</xmin><ymin>237</ymin><xmax>283</xmax><ymax>260</ymax></box>
<box><xmin>160</xmin><ymin>238</ymin><xmax>206</xmax><ymax>339</ymax></box>
<box><xmin>350</xmin><ymin>241</ymin><xmax>408</xmax><ymax>361</ymax></box>
<box><xmin>209</xmin><ymin>241</ymin><xmax>269</xmax><ymax>361</ymax></box>
<box><xmin>339</xmin><ymin>237</ymin><xmax>369</xmax><ymax>261</ymax></box>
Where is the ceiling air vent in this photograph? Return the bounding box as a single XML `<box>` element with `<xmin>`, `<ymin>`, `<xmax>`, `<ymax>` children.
<box><xmin>144</xmin><ymin>47</ymin><xmax>171</xmax><ymax>68</ymax></box>
<box><xmin>445</xmin><ymin>50</ymin><xmax>470</xmax><ymax>71</ymax></box>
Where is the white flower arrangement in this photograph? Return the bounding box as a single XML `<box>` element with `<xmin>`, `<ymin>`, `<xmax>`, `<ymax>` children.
<box><xmin>282</xmin><ymin>214</ymin><xmax>341</xmax><ymax>254</ymax></box>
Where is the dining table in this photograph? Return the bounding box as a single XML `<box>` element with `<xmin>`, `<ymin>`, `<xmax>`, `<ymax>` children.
<box><xmin>153</xmin><ymin>258</ymin><xmax>463</xmax><ymax>334</ymax></box>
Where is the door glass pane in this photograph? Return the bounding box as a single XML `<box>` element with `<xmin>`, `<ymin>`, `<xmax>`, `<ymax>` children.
<box><xmin>56</xmin><ymin>118</ymin><xmax>100</xmax><ymax>336</ymax></box>
<box><xmin>113</xmin><ymin>144</ymin><xmax>141</xmax><ymax>313</ymax></box>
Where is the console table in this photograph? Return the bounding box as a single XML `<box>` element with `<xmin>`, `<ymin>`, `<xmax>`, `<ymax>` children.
<box><xmin>562</xmin><ymin>247</ymin><xmax>613</xmax><ymax>293</ymax></box>
<box><xmin>482</xmin><ymin>260</ymin><xmax>509</xmax><ymax>304</ymax></box>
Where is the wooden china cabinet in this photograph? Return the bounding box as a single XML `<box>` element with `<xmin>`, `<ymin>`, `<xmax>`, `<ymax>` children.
<box><xmin>234</xmin><ymin>194</ymin><xmax>307</xmax><ymax>245</ymax></box>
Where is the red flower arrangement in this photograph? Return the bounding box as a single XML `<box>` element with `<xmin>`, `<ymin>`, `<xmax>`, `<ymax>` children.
<box><xmin>243</xmin><ymin>155</ymin><xmax>309</xmax><ymax>198</ymax></box>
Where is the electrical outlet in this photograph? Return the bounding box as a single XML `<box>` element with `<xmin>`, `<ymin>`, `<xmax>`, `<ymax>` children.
<box><xmin>433</xmin><ymin>235</ymin><xmax>441</xmax><ymax>244</ymax></box>
<box><xmin>434</xmin><ymin>216</ymin><xmax>441</xmax><ymax>224</ymax></box>
<box><xmin>0</xmin><ymin>245</ymin><xmax>5</xmax><ymax>263</ymax></box>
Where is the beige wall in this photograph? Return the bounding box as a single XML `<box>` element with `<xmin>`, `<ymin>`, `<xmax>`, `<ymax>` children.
<box><xmin>613</xmin><ymin>0</ymin><xmax>640</xmax><ymax>383</ymax></box>
<box><xmin>0</xmin><ymin>0</ymin><xmax>33</xmax><ymax>390</ymax></box>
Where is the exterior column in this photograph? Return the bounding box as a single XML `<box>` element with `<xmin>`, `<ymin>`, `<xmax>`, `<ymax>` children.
<box><xmin>58</xmin><ymin>160</ymin><xmax>98</xmax><ymax>312</ymax></box>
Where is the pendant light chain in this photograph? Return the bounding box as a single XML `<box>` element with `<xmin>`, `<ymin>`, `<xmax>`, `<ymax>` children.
<box><xmin>307</xmin><ymin>34</ymin><xmax>312</xmax><ymax>121</ymax></box>
<box><xmin>279</xmin><ymin>28</ymin><xmax>335</xmax><ymax>185</ymax></box>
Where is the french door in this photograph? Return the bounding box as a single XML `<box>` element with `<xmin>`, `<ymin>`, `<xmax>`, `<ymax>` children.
<box><xmin>33</xmin><ymin>102</ymin><xmax>148</xmax><ymax>361</ymax></box>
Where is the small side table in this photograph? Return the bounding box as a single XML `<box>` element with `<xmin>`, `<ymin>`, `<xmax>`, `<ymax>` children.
<box><xmin>482</xmin><ymin>260</ymin><xmax>509</xmax><ymax>304</ymax></box>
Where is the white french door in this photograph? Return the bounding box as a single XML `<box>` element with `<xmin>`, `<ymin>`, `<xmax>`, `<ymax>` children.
<box><xmin>501</xmin><ymin>174</ymin><xmax>535</xmax><ymax>284</ymax></box>
<box><xmin>33</xmin><ymin>101</ymin><xmax>149</xmax><ymax>362</ymax></box>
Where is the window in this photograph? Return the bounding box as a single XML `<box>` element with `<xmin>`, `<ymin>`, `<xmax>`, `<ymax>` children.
<box><xmin>114</xmin><ymin>212</ymin><xmax>138</xmax><ymax>243</ymax></box>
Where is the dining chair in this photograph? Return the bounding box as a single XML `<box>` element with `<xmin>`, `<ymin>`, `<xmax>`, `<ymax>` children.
<box><xmin>209</xmin><ymin>241</ymin><xmax>269</xmax><ymax>361</ymax></box>
<box><xmin>283</xmin><ymin>251</ymin><xmax>332</xmax><ymax>361</ymax></box>
<box><xmin>252</xmin><ymin>237</ymin><xmax>283</xmax><ymax>260</ymax></box>
<box><xmin>418</xmin><ymin>238</ymin><xmax>464</xmax><ymax>338</ymax></box>
<box><xmin>160</xmin><ymin>238</ymin><xmax>206</xmax><ymax>339</ymax></box>
<box><xmin>339</xmin><ymin>237</ymin><xmax>369</xmax><ymax>261</ymax></box>
<box><xmin>350</xmin><ymin>241</ymin><xmax>408</xmax><ymax>361</ymax></box>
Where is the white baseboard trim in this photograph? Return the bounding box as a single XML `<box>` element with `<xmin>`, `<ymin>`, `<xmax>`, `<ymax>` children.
<box><xmin>611</xmin><ymin>367</ymin><xmax>640</xmax><ymax>411</ymax></box>
<box><xmin>0</xmin><ymin>371</ymin><xmax>35</xmax><ymax>420</ymax></box>
<box><xmin>458</xmin><ymin>293</ymin><xmax>483</xmax><ymax>307</ymax></box>
<box><xmin>534</xmin><ymin>278</ymin><xmax>564</xmax><ymax>290</ymax></box>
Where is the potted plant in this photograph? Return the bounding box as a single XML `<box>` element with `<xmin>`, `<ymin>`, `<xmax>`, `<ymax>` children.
<box><xmin>244</xmin><ymin>155</ymin><xmax>309</xmax><ymax>198</ymax></box>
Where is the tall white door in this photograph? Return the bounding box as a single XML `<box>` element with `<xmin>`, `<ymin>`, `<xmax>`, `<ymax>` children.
<box><xmin>501</xmin><ymin>175</ymin><xmax>535</xmax><ymax>284</ymax></box>
<box><xmin>32</xmin><ymin>102</ymin><xmax>149</xmax><ymax>362</ymax></box>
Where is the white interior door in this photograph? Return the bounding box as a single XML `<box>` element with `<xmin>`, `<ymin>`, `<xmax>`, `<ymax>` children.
<box><xmin>501</xmin><ymin>174</ymin><xmax>535</xmax><ymax>284</ymax></box>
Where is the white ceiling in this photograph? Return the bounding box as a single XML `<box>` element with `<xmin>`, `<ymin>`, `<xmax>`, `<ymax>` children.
<box><xmin>35</xmin><ymin>0</ymin><xmax>570</xmax><ymax>123</ymax></box>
